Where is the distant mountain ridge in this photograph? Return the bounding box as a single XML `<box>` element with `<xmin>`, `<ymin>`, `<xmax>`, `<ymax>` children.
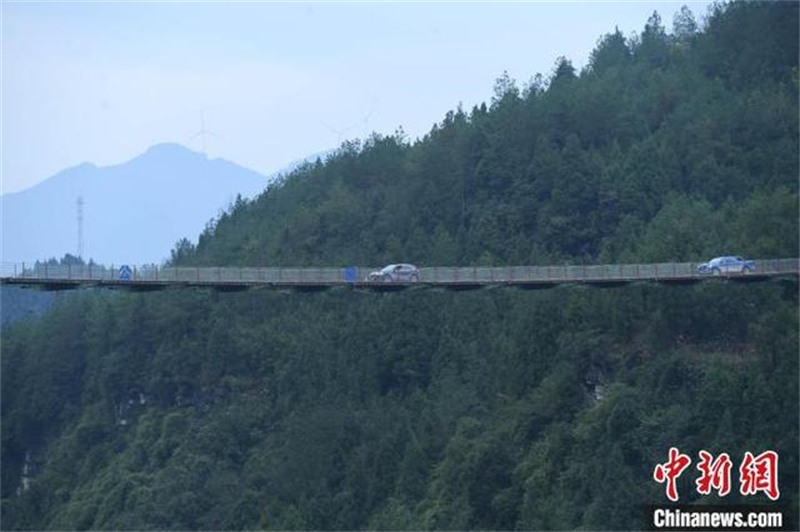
<box><xmin>1</xmin><ymin>143</ymin><xmax>269</xmax><ymax>265</ymax></box>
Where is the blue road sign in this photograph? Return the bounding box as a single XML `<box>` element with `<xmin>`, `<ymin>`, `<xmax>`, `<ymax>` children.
<box><xmin>119</xmin><ymin>265</ymin><xmax>132</xmax><ymax>280</ymax></box>
<box><xmin>344</xmin><ymin>267</ymin><xmax>358</xmax><ymax>282</ymax></box>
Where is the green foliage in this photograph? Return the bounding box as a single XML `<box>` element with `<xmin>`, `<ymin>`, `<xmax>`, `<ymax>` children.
<box><xmin>2</xmin><ymin>2</ymin><xmax>798</xmax><ymax>530</ymax></box>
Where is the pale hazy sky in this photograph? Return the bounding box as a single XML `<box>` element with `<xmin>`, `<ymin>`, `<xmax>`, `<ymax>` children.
<box><xmin>2</xmin><ymin>1</ymin><xmax>713</xmax><ymax>193</ymax></box>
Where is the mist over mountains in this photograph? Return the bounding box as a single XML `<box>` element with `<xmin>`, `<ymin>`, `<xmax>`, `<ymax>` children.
<box><xmin>1</xmin><ymin>143</ymin><xmax>268</xmax><ymax>266</ymax></box>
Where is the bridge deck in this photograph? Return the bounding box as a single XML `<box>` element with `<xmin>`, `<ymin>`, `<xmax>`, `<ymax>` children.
<box><xmin>1</xmin><ymin>259</ymin><xmax>797</xmax><ymax>291</ymax></box>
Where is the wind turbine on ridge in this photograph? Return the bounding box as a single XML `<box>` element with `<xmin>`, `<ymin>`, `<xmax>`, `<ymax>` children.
<box><xmin>189</xmin><ymin>111</ymin><xmax>220</xmax><ymax>155</ymax></box>
<box><xmin>321</xmin><ymin>108</ymin><xmax>377</xmax><ymax>146</ymax></box>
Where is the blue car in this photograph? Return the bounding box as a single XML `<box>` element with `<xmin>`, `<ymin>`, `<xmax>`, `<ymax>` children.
<box><xmin>697</xmin><ymin>256</ymin><xmax>755</xmax><ymax>275</ymax></box>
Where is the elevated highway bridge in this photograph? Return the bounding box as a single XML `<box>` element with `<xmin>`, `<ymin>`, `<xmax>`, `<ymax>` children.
<box><xmin>1</xmin><ymin>259</ymin><xmax>797</xmax><ymax>293</ymax></box>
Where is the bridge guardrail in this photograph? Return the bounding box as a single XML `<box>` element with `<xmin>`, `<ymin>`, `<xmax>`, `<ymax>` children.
<box><xmin>1</xmin><ymin>259</ymin><xmax>797</xmax><ymax>285</ymax></box>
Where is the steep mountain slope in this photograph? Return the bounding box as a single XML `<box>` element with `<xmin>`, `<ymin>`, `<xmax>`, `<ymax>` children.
<box><xmin>1</xmin><ymin>3</ymin><xmax>798</xmax><ymax>530</ymax></box>
<box><xmin>184</xmin><ymin>8</ymin><xmax>797</xmax><ymax>268</ymax></box>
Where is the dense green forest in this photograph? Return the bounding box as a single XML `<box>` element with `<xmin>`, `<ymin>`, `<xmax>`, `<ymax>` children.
<box><xmin>2</xmin><ymin>2</ymin><xmax>798</xmax><ymax>530</ymax></box>
<box><xmin>1</xmin><ymin>257</ymin><xmax>94</xmax><ymax>326</ymax></box>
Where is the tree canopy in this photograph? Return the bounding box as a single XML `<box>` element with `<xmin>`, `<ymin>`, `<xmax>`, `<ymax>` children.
<box><xmin>2</xmin><ymin>2</ymin><xmax>798</xmax><ymax>530</ymax></box>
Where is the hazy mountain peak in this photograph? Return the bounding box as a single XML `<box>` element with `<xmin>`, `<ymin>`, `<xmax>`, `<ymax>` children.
<box><xmin>74</xmin><ymin>161</ymin><xmax>98</xmax><ymax>172</ymax></box>
<box><xmin>143</xmin><ymin>142</ymin><xmax>202</xmax><ymax>157</ymax></box>
<box><xmin>130</xmin><ymin>143</ymin><xmax>207</xmax><ymax>166</ymax></box>
<box><xmin>2</xmin><ymin>143</ymin><xmax>267</xmax><ymax>265</ymax></box>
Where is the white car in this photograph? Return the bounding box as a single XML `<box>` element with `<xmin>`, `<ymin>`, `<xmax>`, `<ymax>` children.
<box><xmin>697</xmin><ymin>256</ymin><xmax>755</xmax><ymax>275</ymax></box>
<box><xmin>366</xmin><ymin>264</ymin><xmax>420</xmax><ymax>282</ymax></box>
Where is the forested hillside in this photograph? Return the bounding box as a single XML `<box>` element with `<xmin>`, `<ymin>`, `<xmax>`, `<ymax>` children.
<box><xmin>2</xmin><ymin>2</ymin><xmax>798</xmax><ymax>530</ymax></box>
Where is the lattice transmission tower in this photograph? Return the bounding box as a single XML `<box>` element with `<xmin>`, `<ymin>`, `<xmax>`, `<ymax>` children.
<box><xmin>77</xmin><ymin>196</ymin><xmax>84</xmax><ymax>260</ymax></box>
